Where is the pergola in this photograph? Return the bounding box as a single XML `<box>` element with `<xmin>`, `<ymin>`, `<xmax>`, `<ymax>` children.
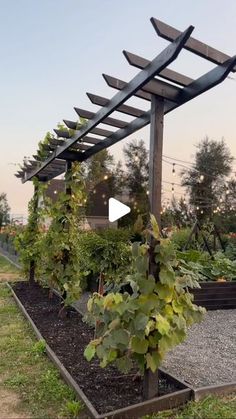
<box><xmin>16</xmin><ymin>18</ymin><xmax>236</xmax><ymax>227</ymax></box>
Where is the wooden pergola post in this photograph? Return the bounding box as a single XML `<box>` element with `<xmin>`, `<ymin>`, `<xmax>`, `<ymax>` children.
<box><xmin>149</xmin><ymin>95</ymin><xmax>164</xmax><ymax>229</ymax></box>
<box><xmin>29</xmin><ymin>183</ymin><xmax>39</xmax><ymax>284</ymax></box>
<box><xmin>144</xmin><ymin>95</ymin><xmax>164</xmax><ymax>400</ymax></box>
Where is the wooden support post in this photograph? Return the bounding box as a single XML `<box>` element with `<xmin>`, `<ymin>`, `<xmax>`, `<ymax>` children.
<box><xmin>149</xmin><ymin>95</ymin><xmax>164</xmax><ymax>229</ymax></box>
<box><xmin>60</xmin><ymin>161</ymin><xmax>72</xmax><ymax>316</ymax></box>
<box><xmin>144</xmin><ymin>96</ymin><xmax>164</xmax><ymax>400</ymax></box>
<box><xmin>29</xmin><ymin>183</ymin><xmax>39</xmax><ymax>284</ymax></box>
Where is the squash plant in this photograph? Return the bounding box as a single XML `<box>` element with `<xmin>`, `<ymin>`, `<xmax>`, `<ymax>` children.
<box><xmin>84</xmin><ymin>215</ymin><xmax>205</xmax><ymax>397</ymax></box>
<box><xmin>38</xmin><ymin>162</ymin><xmax>87</xmax><ymax>308</ymax></box>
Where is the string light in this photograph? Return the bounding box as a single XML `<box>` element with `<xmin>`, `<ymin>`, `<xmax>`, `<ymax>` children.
<box><xmin>171</xmin><ymin>184</ymin><xmax>174</xmax><ymax>194</ymax></box>
<box><xmin>103</xmin><ymin>174</ymin><xmax>108</xmax><ymax>180</ymax></box>
<box><xmin>134</xmin><ymin>154</ymin><xmax>139</xmax><ymax>162</ymax></box>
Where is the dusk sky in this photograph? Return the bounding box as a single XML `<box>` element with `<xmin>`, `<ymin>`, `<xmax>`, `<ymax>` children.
<box><xmin>1</xmin><ymin>0</ymin><xmax>236</xmax><ymax>218</ymax></box>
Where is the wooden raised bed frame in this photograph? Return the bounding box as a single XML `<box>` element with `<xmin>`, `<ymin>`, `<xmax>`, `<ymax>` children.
<box><xmin>7</xmin><ymin>282</ymin><xmax>236</xmax><ymax>418</ymax></box>
<box><xmin>193</xmin><ymin>281</ymin><xmax>236</xmax><ymax>310</ymax></box>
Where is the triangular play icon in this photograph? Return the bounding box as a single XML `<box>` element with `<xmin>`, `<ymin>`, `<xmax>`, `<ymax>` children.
<box><xmin>108</xmin><ymin>198</ymin><xmax>131</xmax><ymax>222</ymax></box>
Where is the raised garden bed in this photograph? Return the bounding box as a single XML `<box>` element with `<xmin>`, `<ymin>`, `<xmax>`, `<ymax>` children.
<box><xmin>192</xmin><ymin>281</ymin><xmax>236</xmax><ymax>310</ymax></box>
<box><xmin>10</xmin><ymin>281</ymin><xmax>192</xmax><ymax>418</ymax></box>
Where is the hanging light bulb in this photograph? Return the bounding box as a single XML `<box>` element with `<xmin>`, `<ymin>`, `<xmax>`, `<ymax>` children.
<box><xmin>172</xmin><ymin>163</ymin><xmax>176</xmax><ymax>176</ymax></box>
<box><xmin>219</xmin><ymin>198</ymin><xmax>223</xmax><ymax>203</ymax></box>
<box><xmin>183</xmin><ymin>194</ymin><xmax>186</xmax><ymax>204</ymax></box>
<box><xmin>226</xmin><ymin>187</ymin><xmax>230</xmax><ymax>195</ymax></box>
<box><xmin>200</xmin><ymin>210</ymin><xmax>204</xmax><ymax>214</ymax></box>
<box><xmin>103</xmin><ymin>174</ymin><xmax>108</xmax><ymax>180</ymax></box>
<box><xmin>134</xmin><ymin>154</ymin><xmax>139</xmax><ymax>162</ymax></box>
<box><xmin>200</xmin><ymin>174</ymin><xmax>204</xmax><ymax>182</ymax></box>
<box><xmin>196</xmin><ymin>206</ymin><xmax>199</xmax><ymax>210</ymax></box>
<box><xmin>171</xmin><ymin>184</ymin><xmax>174</xmax><ymax>194</ymax></box>
<box><xmin>146</xmin><ymin>190</ymin><xmax>149</xmax><ymax>195</ymax></box>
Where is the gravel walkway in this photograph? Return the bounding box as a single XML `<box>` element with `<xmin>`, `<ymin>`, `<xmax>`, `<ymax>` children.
<box><xmin>163</xmin><ymin>309</ymin><xmax>236</xmax><ymax>387</ymax></box>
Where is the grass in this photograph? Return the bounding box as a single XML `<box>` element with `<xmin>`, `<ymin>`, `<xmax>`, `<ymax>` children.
<box><xmin>0</xmin><ymin>254</ymin><xmax>19</xmax><ymax>274</ymax></box>
<box><xmin>0</xmin><ymin>283</ymin><xmax>83</xmax><ymax>418</ymax></box>
<box><xmin>147</xmin><ymin>393</ymin><xmax>236</xmax><ymax>418</ymax></box>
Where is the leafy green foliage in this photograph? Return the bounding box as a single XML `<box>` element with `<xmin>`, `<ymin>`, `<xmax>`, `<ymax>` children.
<box><xmin>84</xmin><ymin>215</ymin><xmax>205</xmax><ymax>374</ymax></box>
<box><xmin>78</xmin><ymin>228</ymin><xmax>132</xmax><ymax>286</ymax></box>
<box><xmin>0</xmin><ymin>192</ymin><xmax>10</xmax><ymax>228</ymax></box>
<box><xmin>38</xmin><ymin>163</ymin><xmax>87</xmax><ymax>304</ymax></box>
<box><xmin>14</xmin><ymin>178</ymin><xmax>47</xmax><ymax>279</ymax></box>
<box><xmin>177</xmin><ymin>249</ymin><xmax>236</xmax><ymax>281</ymax></box>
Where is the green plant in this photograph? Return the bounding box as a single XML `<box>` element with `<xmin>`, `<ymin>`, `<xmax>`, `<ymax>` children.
<box><xmin>63</xmin><ymin>400</ymin><xmax>83</xmax><ymax>418</ymax></box>
<box><xmin>14</xmin><ymin>178</ymin><xmax>47</xmax><ymax>280</ymax></box>
<box><xmin>171</xmin><ymin>228</ymin><xmax>192</xmax><ymax>250</ymax></box>
<box><xmin>38</xmin><ymin>162</ymin><xmax>87</xmax><ymax>306</ymax></box>
<box><xmin>31</xmin><ymin>339</ymin><xmax>46</xmax><ymax>356</ymax></box>
<box><xmin>84</xmin><ymin>215</ymin><xmax>205</xmax><ymax>376</ymax></box>
<box><xmin>78</xmin><ymin>228</ymin><xmax>132</xmax><ymax>287</ymax></box>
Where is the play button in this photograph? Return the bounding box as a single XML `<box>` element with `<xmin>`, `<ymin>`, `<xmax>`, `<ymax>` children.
<box><xmin>108</xmin><ymin>198</ymin><xmax>131</xmax><ymax>222</ymax></box>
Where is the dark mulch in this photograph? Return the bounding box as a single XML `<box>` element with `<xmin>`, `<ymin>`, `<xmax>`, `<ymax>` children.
<box><xmin>13</xmin><ymin>281</ymin><xmax>183</xmax><ymax>414</ymax></box>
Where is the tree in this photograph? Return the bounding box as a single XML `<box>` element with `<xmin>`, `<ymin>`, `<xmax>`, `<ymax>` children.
<box><xmin>120</xmin><ymin>139</ymin><xmax>149</xmax><ymax>226</ymax></box>
<box><xmin>0</xmin><ymin>193</ymin><xmax>10</xmax><ymax>228</ymax></box>
<box><xmin>181</xmin><ymin>137</ymin><xmax>233</xmax><ymax>221</ymax></box>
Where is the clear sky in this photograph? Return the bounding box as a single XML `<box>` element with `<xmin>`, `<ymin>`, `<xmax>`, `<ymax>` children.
<box><xmin>1</xmin><ymin>0</ymin><xmax>236</xmax><ymax>217</ymax></box>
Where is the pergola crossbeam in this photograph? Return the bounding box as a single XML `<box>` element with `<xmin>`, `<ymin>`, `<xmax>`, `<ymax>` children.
<box><xmin>151</xmin><ymin>18</ymin><xmax>236</xmax><ymax>72</ymax></box>
<box><xmin>86</xmin><ymin>93</ymin><xmax>145</xmax><ymax>117</ymax></box>
<box><xmin>15</xmin><ymin>19</ymin><xmax>235</xmax><ymax>184</ymax></box>
<box><xmin>123</xmin><ymin>50</ymin><xmax>193</xmax><ymax>86</ymax></box>
<box><xmin>74</xmin><ymin>107</ymin><xmax>128</xmax><ymax>129</ymax></box>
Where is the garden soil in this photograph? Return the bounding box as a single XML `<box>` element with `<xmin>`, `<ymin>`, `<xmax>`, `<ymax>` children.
<box><xmin>13</xmin><ymin>281</ymin><xmax>181</xmax><ymax>414</ymax></box>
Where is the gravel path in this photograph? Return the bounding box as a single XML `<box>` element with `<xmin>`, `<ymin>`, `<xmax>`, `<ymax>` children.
<box><xmin>163</xmin><ymin>309</ymin><xmax>236</xmax><ymax>387</ymax></box>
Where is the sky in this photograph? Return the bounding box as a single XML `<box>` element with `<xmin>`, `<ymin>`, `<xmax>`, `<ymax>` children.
<box><xmin>1</xmin><ymin>0</ymin><xmax>236</xmax><ymax>218</ymax></box>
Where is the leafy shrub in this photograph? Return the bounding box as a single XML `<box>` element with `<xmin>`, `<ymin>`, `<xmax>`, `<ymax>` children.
<box><xmin>78</xmin><ymin>228</ymin><xmax>132</xmax><ymax>286</ymax></box>
<box><xmin>171</xmin><ymin>228</ymin><xmax>192</xmax><ymax>250</ymax></box>
<box><xmin>84</xmin><ymin>215</ymin><xmax>205</xmax><ymax>374</ymax></box>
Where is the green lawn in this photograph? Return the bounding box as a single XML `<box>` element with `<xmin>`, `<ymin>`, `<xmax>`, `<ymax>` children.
<box><xmin>147</xmin><ymin>393</ymin><xmax>236</xmax><ymax>418</ymax></box>
<box><xmin>0</xmin><ymin>254</ymin><xmax>19</xmax><ymax>273</ymax></box>
<box><xmin>0</xmin><ymin>284</ymin><xmax>83</xmax><ymax>418</ymax></box>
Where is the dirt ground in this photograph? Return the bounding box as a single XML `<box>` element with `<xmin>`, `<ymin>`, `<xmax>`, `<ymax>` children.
<box><xmin>0</xmin><ymin>381</ymin><xmax>30</xmax><ymax>419</ymax></box>
<box><xmin>0</xmin><ymin>272</ymin><xmax>20</xmax><ymax>282</ymax></box>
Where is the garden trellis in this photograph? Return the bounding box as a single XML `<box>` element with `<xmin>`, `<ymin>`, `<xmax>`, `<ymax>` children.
<box><xmin>15</xmin><ymin>18</ymin><xmax>236</xmax><ymax>228</ymax></box>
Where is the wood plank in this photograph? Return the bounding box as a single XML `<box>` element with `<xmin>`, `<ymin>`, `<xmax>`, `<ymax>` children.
<box><xmin>103</xmin><ymin>74</ymin><xmax>182</xmax><ymax>102</ymax></box>
<box><xmin>86</xmin><ymin>92</ymin><xmax>145</xmax><ymax>117</ymax></box>
<box><xmin>151</xmin><ymin>18</ymin><xmax>236</xmax><ymax>72</ymax></box>
<box><xmin>103</xmin><ymin>74</ymin><xmax>151</xmax><ymax>101</ymax></box>
<box><xmin>123</xmin><ymin>50</ymin><xmax>193</xmax><ymax>86</ymax></box>
<box><xmin>149</xmin><ymin>95</ymin><xmax>164</xmax><ymax>229</ymax></box>
<box><xmin>74</xmin><ymin>107</ymin><xmax>128</xmax><ymax>129</ymax></box>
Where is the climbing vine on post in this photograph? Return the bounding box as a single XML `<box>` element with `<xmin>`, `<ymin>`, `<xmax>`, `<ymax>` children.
<box><xmin>84</xmin><ymin>215</ymin><xmax>205</xmax><ymax>399</ymax></box>
<box><xmin>39</xmin><ymin>162</ymin><xmax>87</xmax><ymax>311</ymax></box>
<box><xmin>14</xmin><ymin>178</ymin><xmax>47</xmax><ymax>282</ymax></box>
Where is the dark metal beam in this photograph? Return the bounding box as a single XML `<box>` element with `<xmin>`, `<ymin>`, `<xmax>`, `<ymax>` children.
<box><xmin>23</xmin><ymin>25</ymin><xmax>193</xmax><ymax>182</ymax></box>
<box><xmin>151</xmin><ymin>18</ymin><xmax>236</xmax><ymax>72</ymax></box>
<box><xmin>86</xmin><ymin>92</ymin><xmax>145</xmax><ymax>117</ymax></box>
<box><xmin>74</xmin><ymin>107</ymin><xmax>128</xmax><ymax>129</ymax></box>
<box><xmin>123</xmin><ymin>50</ymin><xmax>193</xmax><ymax>86</ymax></box>
<box><xmin>81</xmin><ymin>136</ymin><xmax>101</xmax><ymax>145</ymax></box>
<box><xmin>54</xmin><ymin>129</ymin><xmax>71</xmax><ymax>138</ymax></box>
<box><xmin>78</xmin><ymin>56</ymin><xmax>236</xmax><ymax>161</ymax></box>
<box><xmin>64</xmin><ymin>120</ymin><xmax>114</xmax><ymax>137</ymax></box>
<box><xmin>103</xmin><ymin>74</ymin><xmax>182</xmax><ymax>102</ymax></box>
<box><xmin>165</xmin><ymin>55</ymin><xmax>236</xmax><ymax>114</ymax></box>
